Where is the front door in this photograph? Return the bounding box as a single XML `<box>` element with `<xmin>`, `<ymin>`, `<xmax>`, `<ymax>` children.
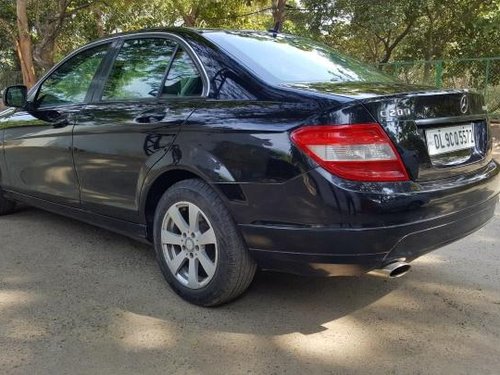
<box><xmin>73</xmin><ymin>36</ymin><xmax>205</xmax><ymax>221</ymax></box>
<box><xmin>2</xmin><ymin>42</ymin><xmax>111</xmax><ymax>205</ymax></box>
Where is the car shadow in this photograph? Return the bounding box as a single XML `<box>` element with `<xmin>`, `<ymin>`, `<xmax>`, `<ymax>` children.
<box><xmin>207</xmin><ymin>271</ymin><xmax>399</xmax><ymax>335</ymax></box>
<box><xmin>0</xmin><ymin>207</ymin><xmax>399</xmax><ymax>337</ymax></box>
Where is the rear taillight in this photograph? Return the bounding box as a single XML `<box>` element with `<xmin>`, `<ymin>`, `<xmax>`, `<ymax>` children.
<box><xmin>291</xmin><ymin>123</ymin><xmax>409</xmax><ymax>182</ymax></box>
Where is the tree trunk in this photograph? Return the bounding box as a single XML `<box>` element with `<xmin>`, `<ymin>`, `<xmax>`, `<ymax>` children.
<box><xmin>423</xmin><ymin>8</ymin><xmax>436</xmax><ymax>84</ymax></box>
<box><xmin>33</xmin><ymin>26</ymin><xmax>58</xmax><ymax>72</ymax></box>
<box><xmin>94</xmin><ymin>7</ymin><xmax>105</xmax><ymax>38</ymax></box>
<box><xmin>16</xmin><ymin>0</ymin><xmax>36</xmax><ymax>88</ymax></box>
<box><xmin>272</xmin><ymin>0</ymin><xmax>287</xmax><ymax>31</ymax></box>
<box><xmin>172</xmin><ymin>0</ymin><xmax>198</xmax><ymax>27</ymax></box>
<box><xmin>182</xmin><ymin>7</ymin><xmax>199</xmax><ymax>27</ymax></box>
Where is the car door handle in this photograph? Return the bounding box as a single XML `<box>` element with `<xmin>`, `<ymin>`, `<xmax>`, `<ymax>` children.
<box><xmin>53</xmin><ymin>117</ymin><xmax>70</xmax><ymax>128</ymax></box>
<box><xmin>134</xmin><ymin>114</ymin><xmax>166</xmax><ymax>124</ymax></box>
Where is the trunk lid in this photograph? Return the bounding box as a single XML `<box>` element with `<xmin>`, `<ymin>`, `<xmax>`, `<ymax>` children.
<box><xmin>285</xmin><ymin>82</ymin><xmax>492</xmax><ymax>181</ymax></box>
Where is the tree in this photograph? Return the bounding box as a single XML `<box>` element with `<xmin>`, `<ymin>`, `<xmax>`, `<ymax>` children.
<box><xmin>291</xmin><ymin>0</ymin><xmax>423</xmax><ymax>63</ymax></box>
<box><xmin>350</xmin><ymin>0</ymin><xmax>422</xmax><ymax>63</ymax></box>
<box><xmin>0</xmin><ymin>0</ymin><xmax>36</xmax><ymax>87</ymax></box>
<box><xmin>0</xmin><ymin>0</ymin><xmax>99</xmax><ymax>87</ymax></box>
<box><xmin>271</xmin><ymin>0</ymin><xmax>287</xmax><ymax>31</ymax></box>
<box><xmin>2</xmin><ymin>0</ymin><xmax>499</xmax><ymax>89</ymax></box>
<box><xmin>397</xmin><ymin>0</ymin><xmax>500</xmax><ymax>61</ymax></box>
<box><xmin>31</xmin><ymin>0</ymin><xmax>98</xmax><ymax>72</ymax></box>
<box><xmin>16</xmin><ymin>0</ymin><xmax>36</xmax><ymax>87</ymax></box>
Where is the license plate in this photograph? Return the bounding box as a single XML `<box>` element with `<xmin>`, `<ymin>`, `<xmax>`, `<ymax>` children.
<box><xmin>425</xmin><ymin>124</ymin><xmax>475</xmax><ymax>156</ymax></box>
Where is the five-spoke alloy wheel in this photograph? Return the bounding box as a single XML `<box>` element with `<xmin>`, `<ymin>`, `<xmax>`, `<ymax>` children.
<box><xmin>161</xmin><ymin>201</ymin><xmax>218</xmax><ymax>289</ymax></box>
<box><xmin>154</xmin><ymin>179</ymin><xmax>257</xmax><ymax>306</ymax></box>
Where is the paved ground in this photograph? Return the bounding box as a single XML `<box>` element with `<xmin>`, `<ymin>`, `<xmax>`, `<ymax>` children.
<box><xmin>0</xmin><ymin>203</ymin><xmax>498</xmax><ymax>375</ymax></box>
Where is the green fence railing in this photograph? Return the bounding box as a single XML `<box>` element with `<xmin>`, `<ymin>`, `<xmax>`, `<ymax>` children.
<box><xmin>378</xmin><ymin>57</ymin><xmax>500</xmax><ymax>119</ymax></box>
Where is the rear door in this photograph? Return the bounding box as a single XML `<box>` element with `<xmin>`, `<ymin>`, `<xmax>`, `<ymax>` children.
<box><xmin>1</xmin><ymin>42</ymin><xmax>110</xmax><ymax>205</ymax></box>
<box><xmin>74</xmin><ymin>34</ymin><xmax>206</xmax><ymax>222</ymax></box>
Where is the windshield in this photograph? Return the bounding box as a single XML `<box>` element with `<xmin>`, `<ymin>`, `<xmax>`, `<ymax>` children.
<box><xmin>205</xmin><ymin>31</ymin><xmax>395</xmax><ymax>84</ymax></box>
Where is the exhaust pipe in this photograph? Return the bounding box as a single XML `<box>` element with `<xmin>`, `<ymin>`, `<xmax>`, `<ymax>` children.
<box><xmin>368</xmin><ymin>261</ymin><xmax>411</xmax><ymax>279</ymax></box>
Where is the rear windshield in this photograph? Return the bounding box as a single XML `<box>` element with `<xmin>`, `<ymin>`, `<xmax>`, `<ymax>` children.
<box><xmin>205</xmin><ymin>31</ymin><xmax>395</xmax><ymax>84</ymax></box>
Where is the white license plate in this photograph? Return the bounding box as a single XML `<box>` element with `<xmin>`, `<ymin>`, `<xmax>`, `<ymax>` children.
<box><xmin>425</xmin><ymin>124</ymin><xmax>475</xmax><ymax>156</ymax></box>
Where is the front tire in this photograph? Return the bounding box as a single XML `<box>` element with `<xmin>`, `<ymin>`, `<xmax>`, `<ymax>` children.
<box><xmin>0</xmin><ymin>187</ymin><xmax>16</xmax><ymax>215</ymax></box>
<box><xmin>153</xmin><ymin>179</ymin><xmax>256</xmax><ymax>306</ymax></box>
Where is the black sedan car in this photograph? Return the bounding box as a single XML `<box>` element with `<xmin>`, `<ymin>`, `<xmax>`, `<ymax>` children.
<box><xmin>1</xmin><ymin>28</ymin><xmax>498</xmax><ymax>306</ymax></box>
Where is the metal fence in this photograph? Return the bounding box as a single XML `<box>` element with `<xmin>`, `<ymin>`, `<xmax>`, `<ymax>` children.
<box><xmin>378</xmin><ymin>57</ymin><xmax>500</xmax><ymax>119</ymax></box>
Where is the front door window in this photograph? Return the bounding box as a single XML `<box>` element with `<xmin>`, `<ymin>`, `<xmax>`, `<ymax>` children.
<box><xmin>35</xmin><ymin>44</ymin><xmax>109</xmax><ymax>108</ymax></box>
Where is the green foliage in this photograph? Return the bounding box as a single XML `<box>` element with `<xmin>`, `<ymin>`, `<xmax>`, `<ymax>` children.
<box><xmin>0</xmin><ymin>0</ymin><xmax>499</xmax><ymax>73</ymax></box>
<box><xmin>0</xmin><ymin>0</ymin><xmax>17</xmax><ymax>66</ymax></box>
<box><xmin>42</xmin><ymin>0</ymin><xmax>274</xmax><ymax>65</ymax></box>
<box><xmin>290</xmin><ymin>0</ymin><xmax>500</xmax><ymax>63</ymax></box>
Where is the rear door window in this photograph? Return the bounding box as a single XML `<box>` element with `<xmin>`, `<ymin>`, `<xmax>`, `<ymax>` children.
<box><xmin>161</xmin><ymin>48</ymin><xmax>203</xmax><ymax>97</ymax></box>
<box><xmin>102</xmin><ymin>38</ymin><xmax>177</xmax><ymax>100</ymax></box>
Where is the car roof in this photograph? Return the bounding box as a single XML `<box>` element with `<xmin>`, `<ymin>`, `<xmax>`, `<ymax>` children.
<box><xmin>92</xmin><ymin>27</ymin><xmax>286</xmax><ymax>43</ymax></box>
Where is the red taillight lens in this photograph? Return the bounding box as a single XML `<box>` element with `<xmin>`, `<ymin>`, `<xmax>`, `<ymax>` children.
<box><xmin>291</xmin><ymin>123</ymin><xmax>409</xmax><ymax>182</ymax></box>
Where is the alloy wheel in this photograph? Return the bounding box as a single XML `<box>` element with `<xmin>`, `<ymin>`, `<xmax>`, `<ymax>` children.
<box><xmin>161</xmin><ymin>201</ymin><xmax>218</xmax><ymax>289</ymax></box>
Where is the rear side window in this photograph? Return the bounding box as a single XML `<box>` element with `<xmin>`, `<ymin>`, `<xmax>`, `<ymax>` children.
<box><xmin>36</xmin><ymin>44</ymin><xmax>109</xmax><ymax>108</ymax></box>
<box><xmin>161</xmin><ymin>48</ymin><xmax>203</xmax><ymax>97</ymax></box>
<box><xmin>205</xmin><ymin>31</ymin><xmax>395</xmax><ymax>84</ymax></box>
<box><xmin>102</xmin><ymin>38</ymin><xmax>176</xmax><ymax>100</ymax></box>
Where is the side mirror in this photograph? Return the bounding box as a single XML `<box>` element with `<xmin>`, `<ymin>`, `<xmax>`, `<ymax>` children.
<box><xmin>3</xmin><ymin>85</ymin><xmax>28</xmax><ymax>108</ymax></box>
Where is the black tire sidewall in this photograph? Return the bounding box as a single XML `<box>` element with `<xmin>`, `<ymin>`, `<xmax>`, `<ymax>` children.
<box><xmin>0</xmin><ymin>187</ymin><xmax>15</xmax><ymax>215</ymax></box>
<box><xmin>153</xmin><ymin>180</ymin><xmax>250</xmax><ymax>306</ymax></box>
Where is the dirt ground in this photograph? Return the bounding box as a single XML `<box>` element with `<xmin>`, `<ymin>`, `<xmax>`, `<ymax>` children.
<box><xmin>0</xmin><ymin>204</ymin><xmax>498</xmax><ymax>374</ymax></box>
<box><xmin>0</xmin><ymin>128</ymin><xmax>499</xmax><ymax>375</ymax></box>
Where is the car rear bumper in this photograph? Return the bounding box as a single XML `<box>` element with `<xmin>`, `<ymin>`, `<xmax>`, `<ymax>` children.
<box><xmin>234</xmin><ymin>160</ymin><xmax>500</xmax><ymax>276</ymax></box>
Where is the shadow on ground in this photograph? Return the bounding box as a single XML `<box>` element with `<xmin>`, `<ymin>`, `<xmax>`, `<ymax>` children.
<box><xmin>1</xmin><ymin>207</ymin><xmax>499</xmax><ymax>374</ymax></box>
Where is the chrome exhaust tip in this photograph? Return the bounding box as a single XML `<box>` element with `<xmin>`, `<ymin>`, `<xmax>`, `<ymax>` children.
<box><xmin>368</xmin><ymin>261</ymin><xmax>411</xmax><ymax>279</ymax></box>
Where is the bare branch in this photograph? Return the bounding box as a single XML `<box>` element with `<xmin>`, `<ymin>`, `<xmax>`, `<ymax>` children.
<box><xmin>379</xmin><ymin>19</ymin><xmax>415</xmax><ymax>63</ymax></box>
<box><xmin>388</xmin><ymin>19</ymin><xmax>415</xmax><ymax>51</ymax></box>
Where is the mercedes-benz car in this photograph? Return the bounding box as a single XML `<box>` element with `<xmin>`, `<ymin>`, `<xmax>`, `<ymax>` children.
<box><xmin>1</xmin><ymin>29</ymin><xmax>498</xmax><ymax>306</ymax></box>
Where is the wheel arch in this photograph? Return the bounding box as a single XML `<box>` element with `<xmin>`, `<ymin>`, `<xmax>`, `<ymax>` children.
<box><xmin>141</xmin><ymin>167</ymin><xmax>207</xmax><ymax>241</ymax></box>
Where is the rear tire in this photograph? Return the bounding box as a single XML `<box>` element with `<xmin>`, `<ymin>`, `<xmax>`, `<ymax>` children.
<box><xmin>153</xmin><ymin>179</ymin><xmax>256</xmax><ymax>306</ymax></box>
<box><xmin>0</xmin><ymin>187</ymin><xmax>16</xmax><ymax>215</ymax></box>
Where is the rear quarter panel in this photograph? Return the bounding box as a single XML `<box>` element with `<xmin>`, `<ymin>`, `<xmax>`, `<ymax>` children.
<box><xmin>138</xmin><ymin>98</ymin><xmax>333</xmax><ymax>224</ymax></box>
